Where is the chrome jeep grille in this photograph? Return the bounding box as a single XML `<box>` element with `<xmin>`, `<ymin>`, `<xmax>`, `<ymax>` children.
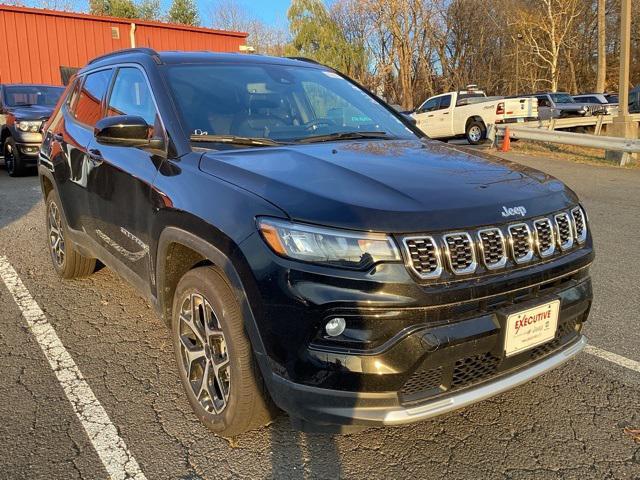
<box><xmin>478</xmin><ymin>228</ymin><xmax>506</xmax><ymax>269</ymax></box>
<box><xmin>571</xmin><ymin>207</ymin><xmax>587</xmax><ymax>243</ymax></box>
<box><xmin>401</xmin><ymin>206</ymin><xmax>588</xmax><ymax>281</ymax></box>
<box><xmin>443</xmin><ymin>232</ymin><xmax>477</xmax><ymax>274</ymax></box>
<box><xmin>508</xmin><ymin>223</ymin><xmax>533</xmax><ymax>263</ymax></box>
<box><xmin>533</xmin><ymin>218</ymin><xmax>555</xmax><ymax>257</ymax></box>
<box><xmin>554</xmin><ymin>213</ymin><xmax>574</xmax><ymax>250</ymax></box>
<box><xmin>402</xmin><ymin>236</ymin><xmax>442</xmax><ymax>279</ymax></box>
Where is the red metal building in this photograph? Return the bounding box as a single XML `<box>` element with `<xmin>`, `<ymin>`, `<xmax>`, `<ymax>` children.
<box><xmin>0</xmin><ymin>5</ymin><xmax>248</xmax><ymax>86</ymax></box>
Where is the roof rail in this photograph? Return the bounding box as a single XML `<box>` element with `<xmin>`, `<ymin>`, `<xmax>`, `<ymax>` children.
<box><xmin>88</xmin><ymin>47</ymin><xmax>159</xmax><ymax>65</ymax></box>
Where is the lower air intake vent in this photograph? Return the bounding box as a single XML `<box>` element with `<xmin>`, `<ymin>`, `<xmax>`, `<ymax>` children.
<box><xmin>451</xmin><ymin>352</ymin><xmax>501</xmax><ymax>388</ymax></box>
<box><xmin>533</xmin><ymin>218</ymin><xmax>555</xmax><ymax>257</ymax></box>
<box><xmin>403</xmin><ymin>236</ymin><xmax>442</xmax><ymax>279</ymax></box>
<box><xmin>508</xmin><ymin>223</ymin><xmax>534</xmax><ymax>263</ymax></box>
<box><xmin>554</xmin><ymin>212</ymin><xmax>574</xmax><ymax>250</ymax></box>
<box><xmin>443</xmin><ymin>232</ymin><xmax>477</xmax><ymax>275</ymax></box>
<box><xmin>478</xmin><ymin>228</ymin><xmax>506</xmax><ymax>269</ymax></box>
<box><xmin>571</xmin><ymin>207</ymin><xmax>587</xmax><ymax>243</ymax></box>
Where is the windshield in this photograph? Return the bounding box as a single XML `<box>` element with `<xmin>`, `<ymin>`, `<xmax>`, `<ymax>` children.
<box><xmin>165</xmin><ymin>63</ymin><xmax>417</xmax><ymax>146</ymax></box>
<box><xmin>3</xmin><ymin>85</ymin><xmax>64</xmax><ymax>107</ymax></box>
<box><xmin>549</xmin><ymin>93</ymin><xmax>575</xmax><ymax>104</ymax></box>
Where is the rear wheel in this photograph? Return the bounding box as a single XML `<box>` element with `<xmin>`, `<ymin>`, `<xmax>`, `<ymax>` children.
<box><xmin>45</xmin><ymin>190</ymin><xmax>96</xmax><ymax>278</ymax></box>
<box><xmin>172</xmin><ymin>266</ymin><xmax>275</xmax><ymax>438</ymax></box>
<box><xmin>5</xmin><ymin>138</ymin><xmax>25</xmax><ymax>177</ymax></box>
<box><xmin>465</xmin><ymin>120</ymin><xmax>486</xmax><ymax>145</ymax></box>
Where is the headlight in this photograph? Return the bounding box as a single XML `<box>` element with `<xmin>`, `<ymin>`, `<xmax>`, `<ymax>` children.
<box><xmin>16</xmin><ymin>120</ymin><xmax>42</xmax><ymax>132</ymax></box>
<box><xmin>257</xmin><ymin>218</ymin><xmax>401</xmax><ymax>269</ymax></box>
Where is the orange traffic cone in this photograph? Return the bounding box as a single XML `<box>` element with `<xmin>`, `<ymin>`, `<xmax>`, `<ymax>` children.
<box><xmin>501</xmin><ymin>126</ymin><xmax>511</xmax><ymax>152</ymax></box>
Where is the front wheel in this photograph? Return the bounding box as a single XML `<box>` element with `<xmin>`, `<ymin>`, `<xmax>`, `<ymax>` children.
<box><xmin>4</xmin><ymin>138</ymin><xmax>25</xmax><ymax>177</ymax></box>
<box><xmin>465</xmin><ymin>120</ymin><xmax>486</xmax><ymax>145</ymax></box>
<box><xmin>45</xmin><ymin>190</ymin><xmax>97</xmax><ymax>278</ymax></box>
<box><xmin>172</xmin><ymin>266</ymin><xmax>276</xmax><ymax>438</ymax></box>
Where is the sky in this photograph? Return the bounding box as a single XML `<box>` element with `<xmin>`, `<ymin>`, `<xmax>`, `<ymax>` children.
<box><xmin>197</xmin><ymin>0</ymin><xmax>294</xmax><ymax>29</ymax></box>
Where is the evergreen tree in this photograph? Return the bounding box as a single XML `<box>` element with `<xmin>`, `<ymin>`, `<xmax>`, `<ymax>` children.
<box><xmin>168</xmin><ymin>0</ymin><xmax>199</xmax><ymax>25</ymax></box>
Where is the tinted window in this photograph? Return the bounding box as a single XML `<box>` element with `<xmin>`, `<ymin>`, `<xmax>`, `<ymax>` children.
<box><xmin>74</xmin><ymin>69</ymin><xmax>112</xmax><ymax>127</ymax></box>
<box><xmin>438</xmin><ymin>95</ymin><xmax>451</xmax><ymax>109</ymax></box>
<box><xmin>107</xmin><ymin>68</ymin><xmax>157</xmax><ymax>126</ymax></box>
<box><xmin>536</xmin><ymin>96</ymin><xmax>550</xmax><ymax>107</ymax></box>
<box><xmin>3</xmin><ymin>85</ymin><xmax>63</xmax><ymax>107</ymax></box>
<box><xmin>165</xmin><ymin>63</ymin><xmax>415</xmax><ymax>144</ymax></box>
<box><xmin>420</xmin><ymin>97</ymin><xmax>439</xmax><ymax>113</ymax></box>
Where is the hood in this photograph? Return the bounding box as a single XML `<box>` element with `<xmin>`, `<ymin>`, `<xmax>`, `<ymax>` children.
<box><xmin>199</xmin><ymin>140</ymin><xmax>578</xmax><ymax>233</ymax></box>
<box><xmin>7</xmin><ymin>104</ymin><xmax>55</xmax><ymax>121</ymax></box>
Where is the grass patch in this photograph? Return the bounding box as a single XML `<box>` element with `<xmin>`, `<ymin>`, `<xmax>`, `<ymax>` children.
<box><xmin>508</xmin><ymin>140</ymin><xmax>639</xmax><ymax>168</ymax></box>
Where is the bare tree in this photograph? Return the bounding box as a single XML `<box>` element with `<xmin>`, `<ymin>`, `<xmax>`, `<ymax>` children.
<box><xmin>515</xmin><ymin>0</ymin><xmax>583</xmax><ymax>92</ymax></box>
<box><xmin>596</xmin><ymin>0</ymin><xmax>607</xmax><ymax>92</ymax></box>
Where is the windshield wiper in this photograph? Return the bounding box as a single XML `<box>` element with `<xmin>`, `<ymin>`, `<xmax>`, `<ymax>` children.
<box><xmin>189</xmin><ymin>134</ymin><xmax>284</xmax><ymax>147</ymax></box>
<box><xmin>295</xmin><ymin>131</ymin><xmax>390</xmax><ymax>144</ymax></box>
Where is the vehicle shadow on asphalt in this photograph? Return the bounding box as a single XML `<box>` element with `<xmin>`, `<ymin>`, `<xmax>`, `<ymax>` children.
<box><xmin>269</xmin><ymin>416</ymin><xmax>341</xmax><ymax>479</ymax></box>
<box><xmin>0</xmin><ymin>168</ymin><xmax>41</xmax><ymax>229</ymax></box>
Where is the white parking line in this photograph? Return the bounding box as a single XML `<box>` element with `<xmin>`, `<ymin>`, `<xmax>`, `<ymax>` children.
<box><xmin>0</xmin><ymin>257</ymin><xmax>147</xmax><ymax>480</ymax></box>
<box><xmin>584</xmin><ymin>345</ymin><xmax>640</xmax><ymax>374</ymax></box>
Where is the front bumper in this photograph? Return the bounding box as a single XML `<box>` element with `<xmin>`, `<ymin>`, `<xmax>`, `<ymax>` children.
<box><xmin>270</xmin><ymin>335</ymin><xmax>586</xmax><ymax>430</ymax></box>
<box><xmin>13</xmin><ymin>131</ymin><xmax>42</xmax><ymax>159</ymax></box>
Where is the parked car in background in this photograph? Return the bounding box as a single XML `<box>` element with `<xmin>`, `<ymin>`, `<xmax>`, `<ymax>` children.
<box><xmin>630</xmin><ymin>86</ymin><xmax>640</xmax><ymax>113</ymax></box>
<box><xmin>0</xmin><ymin>84</ymin><xmax>64</xmax><ymax>176</ymax></box>
<box><xmin>533</xmin><ymin>92</ymin><xmax>605</xmax><ymax>120</ymax></box>
<box><xmin>412</xmin><ymin>86</ymin><xmax>538</xmax><ymax>145</ymax></box>
<box><xmin>40</xmin><ymin>49</ymin><xmax>592</xmax><ymax>436</ymax></box>
<box><xmin>573</xmin><ymin>93</ymin><xmax>619</xmax><ymax>116</ymax></box>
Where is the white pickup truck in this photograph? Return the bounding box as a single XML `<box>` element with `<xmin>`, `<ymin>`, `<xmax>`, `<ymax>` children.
<box><xmin>411</xmin><ymin>88</ymin><xmax>538</xmax><ymax>144</ymax></box>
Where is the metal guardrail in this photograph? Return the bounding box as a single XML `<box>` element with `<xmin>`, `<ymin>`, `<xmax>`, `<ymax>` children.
<box><xmin>494</xmin><ymin>125</ymin><xmax>640</xmax><ymax>154</ymax></box>
<box><xmin>502</xmin><ymin>112</ymin><xmax>640</xmax><ymax>133</ymax></box>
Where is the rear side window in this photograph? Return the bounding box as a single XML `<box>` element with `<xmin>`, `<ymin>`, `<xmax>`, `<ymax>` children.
<box><xmin>107</xmin><ymin>67</ymin><xmax>158</xmax><ymax>126</ymax></box>
<box><xmin>438</xmin><ymin>95</ymin><xmax>451</xmax><ymax>109</ymax></box>
<box><xmin>74</xmin><ymin>69</ymin><xmax>112</xmax><ymax>127</ymax></box>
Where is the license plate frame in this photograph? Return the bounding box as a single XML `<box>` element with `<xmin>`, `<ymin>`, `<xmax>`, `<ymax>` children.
<box><xmin>503</xmin><ymin>300</ymin><xmax>560</xmax><ymax>357</ymax></box>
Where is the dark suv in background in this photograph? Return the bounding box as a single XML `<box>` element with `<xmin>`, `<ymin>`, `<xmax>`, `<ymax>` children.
<box><xmin>40</xmin><ymin>49</ymin><xmax>593</xmax><ymax>437</ymax></box>
<box><xmin>1</xmin><ymin>83</ymin><xmax>64</xmax><ymax>176</ymax></box>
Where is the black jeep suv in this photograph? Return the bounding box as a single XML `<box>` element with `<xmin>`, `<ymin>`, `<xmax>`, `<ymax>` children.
<box><xmin>1</xmin><ymin>83</ymin><xmax>64</xmax><ymax>176</ymax></box>
<box><xmin>39</xmin><ymin>48</ymin><xmax>593</xmax><ymax>436</ymax></box>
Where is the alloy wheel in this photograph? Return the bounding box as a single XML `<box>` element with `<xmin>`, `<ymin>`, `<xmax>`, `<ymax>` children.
<box><xmin>469</xmin><ymin>126</ymin><xmax>482</xmax><ymax>143</ymax></box>
<box><xmin>48</xmin><ymin>201</ymin><xmax>65</xmax><ymax>267</ymax></box>
<box><xmin>178</xmin><ymin>292</ymin><xmax>231</xmax><ymax>414</ymax></box>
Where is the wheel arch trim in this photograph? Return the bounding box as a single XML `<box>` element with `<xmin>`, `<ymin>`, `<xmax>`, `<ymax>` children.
<box><xmin>156</xmin><ymin>227</ymin><xmax>271</xmax><ymax>374</ymax></box>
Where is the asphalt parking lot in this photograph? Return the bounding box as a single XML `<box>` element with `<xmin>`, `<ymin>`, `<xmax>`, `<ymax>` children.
<box><xmin>0</xmin><ymin>152</ymin><xmax>639</xmax><ymax>479</ymax></box>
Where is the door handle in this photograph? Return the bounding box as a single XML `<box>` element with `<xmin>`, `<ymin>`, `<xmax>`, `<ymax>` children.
<box><xmin>427</xmin><ymin>114</ymin><xmax>434</xmax><ymax>118</ymax></box>
<box><xmin>88</xmin><ymin>149</ymin><xmax>103</xmax><ymax>164</ymax></box>
<box><xmin>52</xmin><ymin>133</ymin><xmax>64</xmax><ymax>142</ymax></box>
<box><xmin>443</xmin><ymin>112</ymin><xmax>450</xmax><ymax>115</ymax></box>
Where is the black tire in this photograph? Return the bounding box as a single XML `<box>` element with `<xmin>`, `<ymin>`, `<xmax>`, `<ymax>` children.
<box><xmin>45</xmin><ymin>190</ymin><xmax>97</xmax><ymax>279</ymax></box>
<box><xmin>4</xmin><ymin>137</ymin><xmax>25</xmax><ymax>177</ymax></box>
<box><xmin>172</xmin><ymin>265</ymin><xmax>275</xmax><ymax>438</ymax></box>
<box><xmin>465</xmin><ymin>120</ymin><xmax>486</xmax><ymax>145</ymax></box>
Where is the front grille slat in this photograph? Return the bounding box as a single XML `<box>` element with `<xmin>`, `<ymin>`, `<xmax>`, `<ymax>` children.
<box><xmin>478</xmin><ymin>228</ymin><xmax>506</xmax><ymax>270</ymax></box>
<box><xmin>443</xmin><ymin>232</ymin><xmax>477</xmax><ymax>275</ymax></box>
<box><xmin>571</xmin><ymin>207</ymin><xmax>587</xmax><ymax>243</ymax></box>
<box><xmin>554</xmin><ymin>212</ymin><xmax>574</xmax><ymax>250</ymax></box>
<box><xmin>533</xmin><ymin>218</ymin><xmax>555</xmax><ymax>257</ymax></box>
<box><xmin>508</xmin><ymin>223</ymin><xmax>534</xmax><ymax>263</ymax></box>
<box><xmin>402</xmin><ymin>236</ymin><xmax>442</xmax><ymax>279</ymax></box>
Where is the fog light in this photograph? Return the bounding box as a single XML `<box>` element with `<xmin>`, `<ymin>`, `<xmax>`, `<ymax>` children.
<box><xmin>325</xmin><ymin>317</ymin><xmax>346</xmax><ymax>337</ymax></box>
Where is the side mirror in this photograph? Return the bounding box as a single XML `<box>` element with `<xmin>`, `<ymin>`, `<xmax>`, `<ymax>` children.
<box><xmin>402</xmin><ymin>113</ymin><xmax>417</xmax><ymax>125</ymax></box>
<box><xmin>94</xmin><ymin>115</ymin><xmax>162</xmax><ymax>149</ymax></box>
